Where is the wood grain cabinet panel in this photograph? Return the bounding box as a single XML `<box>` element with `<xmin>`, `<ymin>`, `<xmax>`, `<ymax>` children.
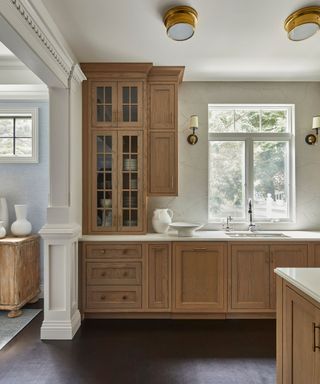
<box><xmin>149</xmin><ymin>84</ymin><xmax>175</xmax><ymax>129</ymax></box>
<box><xmin>148</xmin><ymin>244</ymin><xmax>171</xmax><ymax>310</ymax></box>
<box><xmin>230</xmin><ymin>244</ymin><xmax>270</xmax><ymax>310</ymax></box>
<box><xmin>87</xmin><ymin>262</ymin><xmax>142</xmax><ymax>286</ymax></box>
<box><xmin>282</xmin><ymin>286</ymin><xmax>320</xmax><ymax>384</ymax></box>
<box><xmin>149</xmin><ymin>132</ymin><xmax>176</xmax><ymax>195</ymax></box>
<box><xmin>313</xmin><ymin>244</ymin><xmax>320</xmax><ymax>266</ymax></box>
<box><xmin>173</xmin><ymin>242</ymin><xmax>227</xmax><ymax>312</ymax></box>
<box><xmin>87</xmin><ymin>286</ymin><xmax>142</xmax><ymax>310</ymax></box>
<box><xmin>270</xmin><ymin>244</ymin><xmax>308</xmax><ymax>308</ymax></box>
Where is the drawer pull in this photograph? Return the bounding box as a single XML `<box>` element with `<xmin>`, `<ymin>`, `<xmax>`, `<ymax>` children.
<box><xmin>123</xmin><ymin>272</ymin><xmax>128</xmax><ymax>277</ymax></box>
<box><xmin>100</xmin><ymin>295</ymin><xmax>106</xmax><ymax>301</ymax></box>
<box><xmin>101</xmin><ymin>272</ymin><xmax>106</xmax><ymax>277</ymax></box>
<box><xmin>122</xmin><ymin>295</ymin><xmax>127</xmax><ymax>300</ymax></box>
<box><xmin>100</xmin><ymin>249</ymin><xmax>106</xmax><ymax>254</ymax></box>
<box><xmin>313</xmin><ymin>323</ymin><xmax>320</xmax><ymax>351</ymax></box>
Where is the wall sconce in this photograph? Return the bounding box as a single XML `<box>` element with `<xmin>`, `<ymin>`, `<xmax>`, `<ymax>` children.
<box><xmin>187</xmin><ymin>115</ymin><xmax>199</xmax><ymax>145</ymax></box>
<box><xmin>305</xmin><ymin>115</ymin><xmax>320</xmax><ymax>145</ymax></box>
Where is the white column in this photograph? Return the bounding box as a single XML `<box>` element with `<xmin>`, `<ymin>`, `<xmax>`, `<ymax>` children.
<box><xmin>40</xmin><ymin>82</ymin><xmax>82</xmax><ymax>340</ymax></box>
<box><xmin>40</xmin><ymin>225</ymin><xmax>81</xmax><ymax>340</ymax></box>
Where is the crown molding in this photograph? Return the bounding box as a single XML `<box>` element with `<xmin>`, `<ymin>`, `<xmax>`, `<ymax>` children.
<box><xmin>70</xmin><ymin>64</ymin><xmax>86</xmax><ymax>87</ymax></box>
<box><xmin>0</xmin><ymin>84</ymin><xmax>48</xmax><ymax>100</ymax></box>
<box><xmin>0</xmin><ymin>0</ymin><xmax>85</xmax><ymax>87</ymax></box>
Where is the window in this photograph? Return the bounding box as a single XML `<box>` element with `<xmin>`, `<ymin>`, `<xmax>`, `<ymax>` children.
<box><xmin>208</xmin><ymin>105</ymin><xmax>295</xmax><ymax>222</ymax></box>
<box><xmin>0</xmin><ymin>108</ymin><xmax>38</xmax><ymax>163</ymax></box>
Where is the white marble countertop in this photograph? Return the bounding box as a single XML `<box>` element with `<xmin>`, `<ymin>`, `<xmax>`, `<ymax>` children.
<box><xmin>80</xmin><ymin>230</ymin><xmax>320</xmax><ymax>242</ymax></box>
<box><xmin>275</xmin><ymin>268</ymin><xmax>320</xmax><ymax>304</ymax></box>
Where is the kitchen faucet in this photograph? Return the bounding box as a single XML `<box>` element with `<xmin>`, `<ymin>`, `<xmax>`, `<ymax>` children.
<box><xmin>248</xmin><ymin>199</ymin><xmax>256</xmax><ymax>232</ymax></box>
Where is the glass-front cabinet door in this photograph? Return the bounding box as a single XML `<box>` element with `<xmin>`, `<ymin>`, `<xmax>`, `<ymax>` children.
<box><xmin>92</xmin><ymin>132</ymin><xmax>117</xmax><ymax>232</ymax></box>
<box><xmin>92</xmin><ymin>82</ymin><xmax>117</xmax><ymax>127</ymax></box>
<box><xmin>117</xmin><ymin>82</ymin><xmax>143</xmax><ymax>128</ymax></box>
<box><xmin>118</xmin><ymin>131</ymin><xmax>143</xmax><ymax>232</ymax></box>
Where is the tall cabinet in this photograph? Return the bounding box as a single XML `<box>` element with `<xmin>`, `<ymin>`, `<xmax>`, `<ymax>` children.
<box><xmin>82</xmin><ymin>63</ymin><xmax>184</xmax><ymax>235</ymax></box>
<box><xmin>82</xmin><ymin>63</ymin><xmax>152</xmax><ymax>234</ymax></box>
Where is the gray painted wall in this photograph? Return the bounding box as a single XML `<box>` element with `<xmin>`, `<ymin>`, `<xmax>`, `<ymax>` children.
<box><xmin>149</xmin><ymin>82</ymin><xmax>320</xmax><ymax>231</ymax></box>
<box><xmin>0</xmin><ymin>100</ymin><xmax>49</xmax><ymax>282</ymax></box>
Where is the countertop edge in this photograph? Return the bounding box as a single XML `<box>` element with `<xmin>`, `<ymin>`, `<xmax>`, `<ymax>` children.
<box><xmin>275</xmin><ymin>268</ymin><xmax>320</xmax><ymax>304</ymax></box>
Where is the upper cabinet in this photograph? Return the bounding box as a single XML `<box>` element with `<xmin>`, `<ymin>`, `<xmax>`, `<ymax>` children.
<box><xmin>81</xmin><ymin>63</ymin><xmax>184</xmax><ymax>235</ymax></box>
<box><xmin>149</xmin><ymin>84</ymin><xmax>175</xmax><ymax>130</ymax></box>
<box><xmin>92</xmin><ymin>81</ymin><xmax>144</xmax><ymax>128</ymax></box>
<box><xmin>147</xmin><ymin>67</ymin><xmax>184</xmax><ymax>196</ymax></box>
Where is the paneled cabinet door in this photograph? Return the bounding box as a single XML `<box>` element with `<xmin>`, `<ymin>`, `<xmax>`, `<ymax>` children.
<box><xmin>313</xmin><ymin>244</ymin><xmax>320</xmax><ymax>266</ymax></box>
<box><xmin>149</xmin><ymin>84</ymin><xmax>175</xmax><ymax>129</ymax></box>
<box><xmin>283</xmin><ymin>287</ymin><xmax>320</xmax><ymax>384</ymax></box>
<box><xmin>117</xmin><ymin>82</ymin><xmax>143</xmax><ymax>128</ymax></box>
<box><xmin>92</xmin><ymin>131</ymin><xmax>118</xmax><ymax>232</ymax></box>
<box><xmin>230</xmin><ymin>244</ymin><xmax>270</xmax><ymax>310</ymax></box>
<box><xmin>149</xmin><ymin>132</ymin><xmax>176</xmax><ymax>195</ymax></box>
<box><xmin>173</xmin><ymin>243</ymin><xmax>227</xmax><ymax>312</ymax></box>
<box><xmin>148</xmin><ymin>244</ymin><xmax>171</xmax><ymax>310</ymax></box>
<box><xmin>91</xmin><ymin>82</ymin><xmax>117</xmax><ymax>127</ymax></box>
<box><xmin>270</xmin><ymin>244</ymin><xmax>308</xmax><ymax>309</ymax></box>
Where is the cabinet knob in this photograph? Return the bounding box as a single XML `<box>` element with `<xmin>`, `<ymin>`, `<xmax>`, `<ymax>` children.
<box><xmin>100</xmin><ymin>295</ymin><xmax>106</xmax><ymax>301</ymax></box>
<box><xmin>100</xmin><ymin>249</ymin><xmax>106</xmax><ymax>254</ymax></box>
<box><xmin>123</xmin><ymin>272</ymin><xmax>128</xmax><ymax>277</ymax></box>
<box><xmin>122</xmin><ymin>295</ymin><xmax>127</xmax><ymax>300</ymax></box>
<box><xmin>101</xmin><ymin>272</ymin><xmax>106</xmax><ymax>277</ymax></box>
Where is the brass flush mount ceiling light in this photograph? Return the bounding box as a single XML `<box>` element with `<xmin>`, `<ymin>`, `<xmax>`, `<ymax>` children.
<box><xmin>284</xmin><ymin>6</ymin><xmax>320</xmax><ymax>41</ymax></box>
<box><xmin>163</xmin><ymin>6</ymin><xmax>198</xmax><ymax>41</ymax></box>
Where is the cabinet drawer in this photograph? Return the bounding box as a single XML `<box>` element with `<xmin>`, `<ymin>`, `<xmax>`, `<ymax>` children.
<box><xmin>86</xmin><ymin>286</ymin><xmax>142</xmax><ymax>309</ymax></box>
<box><xmin>86</xmin><ymin>244</ymin><xmax>142</xmax><ymax>259</ymax></box>
<box><xmin>87</xmin><ymin>262</ymin><xmax>142</xmax><ymax>285</ymax></box>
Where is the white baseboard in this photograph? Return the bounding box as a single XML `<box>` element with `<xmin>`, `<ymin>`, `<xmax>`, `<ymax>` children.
<box><xmin>40</xmin><ymin>310</ymin><xmax>81</xmax><ymax>340</ymax></box>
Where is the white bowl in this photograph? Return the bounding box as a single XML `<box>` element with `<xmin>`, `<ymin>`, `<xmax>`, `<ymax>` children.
<box><xmin>169</xmin><ymin>222</ymin><xmax>202</xmax><ymax>237</ymax></box>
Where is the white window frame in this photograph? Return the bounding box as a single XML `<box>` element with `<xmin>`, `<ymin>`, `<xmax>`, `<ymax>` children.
<box><xmin>0</xmin><ymin>108</ymin><xmax>39</xmax><ymax>163</ymax></box>
<box><xmin>208</xmin><ymin>104</ymin><xmax>296</xmax><ymax>223</ymax></box>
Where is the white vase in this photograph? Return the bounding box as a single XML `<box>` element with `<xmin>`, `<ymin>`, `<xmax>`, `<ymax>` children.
<box><xmin>0</xmin><ymin>221</ymin><xmax>6</xmax><ymax>238</ymax></box>
<box><xmin>11</xmin><ymin>205</ymin><xmax>32</xmax><ymax>237</ymax></box>
<box><xmin>0</xmin><ymin>197</ymin><xmax>9</xmax><ymax>231</ymax></box>
<box><xmin>152</xmin><ymin>209</ymin><xmax>173</xmax><ymax>234</ymax></box>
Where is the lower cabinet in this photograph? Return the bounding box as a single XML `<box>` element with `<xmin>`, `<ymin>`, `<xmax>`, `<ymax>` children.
<box><xmin>229</xmin><ymin>243</ymin><xmax>309</xmax><ymax>312</ymax></box>
<box><xmin>277</xmin><ymin>279</ymin><xmax>320</xmax><ymax>384</ymax></box>
<box><xmin>147</xmin><ymin>243</ymin><xmax>171</xmax><ymax>310</ymax></box>
<box><xmin>230</xmin><ymin>244</ymin><xmax>270</xmax><ymax>310</ymax></box>
<box><xmin>173</xmin><ymin>242</ymin><xmax>227</xmax><ymax>312</ymax></box>
<box><xmin>80</xmin><ymin>240</ymin><xmax>316</xmax><ymax>318</ymax></box>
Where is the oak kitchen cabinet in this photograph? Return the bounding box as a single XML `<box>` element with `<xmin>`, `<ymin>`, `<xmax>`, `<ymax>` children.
<box><xmin>277</xmin><ymin>275</ymin><xmax>320</xmax><ymax>384</ymax></box>
<box><xmin>229</xmin><ymin>242</ymin><xmax>309</xmax><ymax>312</ymax></box>
<box><xmin>82</xmin><ymin>63</ymin><xmax>151</xmax><ymax>234</ymax></box>
<box><xmin>82</xmin><ymin>63</ymin><xmax>184</xmax><ymax>234</ymax></box>
<box><xmin>148</xmin><ymin>67</ymin><xmax>184</xmax><ymax>196</ymax></box>
<box><xmin>173</xmin><ymin>242</ymin><xmax>227</xmax><ymax>313</ymax></box>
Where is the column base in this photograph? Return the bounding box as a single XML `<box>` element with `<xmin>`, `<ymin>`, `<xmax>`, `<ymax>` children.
<box><xmin>41</xmin><ymin>310</ymin><xmax>81</xmax><ymax>340</ymax></box>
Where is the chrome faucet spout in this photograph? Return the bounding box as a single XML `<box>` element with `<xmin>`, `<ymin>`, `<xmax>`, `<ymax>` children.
<box><xmin>248</xmin><ymin>199</ymin><xmax>256</xmax><ymax>232</ymax></box>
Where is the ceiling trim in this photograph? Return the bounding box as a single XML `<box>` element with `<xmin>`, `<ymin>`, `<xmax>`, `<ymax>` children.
<box><xmin>0</xmin><ymin>84</ymin><xmax>48</xmax><ymax>100</ymax></box>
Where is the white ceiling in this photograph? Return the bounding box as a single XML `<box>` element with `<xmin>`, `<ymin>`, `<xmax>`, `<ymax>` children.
<box><xmin>42</xmin><ymin>0</ymin><xmax>320</xmax><ymax>81</ymax></box>
<box><xmin>0</xmin><ymin>41</ymin><xmax>14</xmax><ymax>57</ymax></box>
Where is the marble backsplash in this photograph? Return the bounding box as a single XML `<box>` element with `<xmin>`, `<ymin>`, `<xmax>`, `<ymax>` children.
<box><xmin>148</xmin><ymin>81</ymin><xmax>320</xmax><ymax>231</ymax></box>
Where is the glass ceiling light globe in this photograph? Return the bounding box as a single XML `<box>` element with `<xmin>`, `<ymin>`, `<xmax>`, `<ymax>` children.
<box><xmin>285</xmin><ymin>6</ymin><xmax>320</xmax><ymax>41</ymax></box>
<box><xmin>164</xmin><ymin>6</ymin><xmax>198</xmax><ymax>42</ymax></box>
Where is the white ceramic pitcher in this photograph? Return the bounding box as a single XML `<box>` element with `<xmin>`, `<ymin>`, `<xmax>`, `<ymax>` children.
<box><xmin>152</xmin><ymin>208</ymin><xmax>173</xmax><ymax>234</ymax></box>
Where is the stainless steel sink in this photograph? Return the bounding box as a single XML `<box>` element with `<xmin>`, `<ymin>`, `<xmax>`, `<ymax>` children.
<box><xmin>225</xmin><ymin>231</ymin><xmax>289</xmax><ymax>238</ymax></box>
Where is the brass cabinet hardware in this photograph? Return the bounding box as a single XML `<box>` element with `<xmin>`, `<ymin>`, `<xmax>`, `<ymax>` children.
<box><xmin>100</xmin><ymin>295</ymin><xmax>106</xmax><ymax>301</ymax></box>
<box><xmin>100</xmin><ymin>249</ymin><xmax>106</xmax><ymax>254</ymax></box>
<box><xmin>122</xmin><ymin>295</ymin><xmax>127</xmax><ymax>300</ymax></box>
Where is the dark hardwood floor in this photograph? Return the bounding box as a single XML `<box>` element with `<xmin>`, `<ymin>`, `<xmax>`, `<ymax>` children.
<box><xmin>0</xmin><ymin>309</ymin><xmax>276</xmax><ymax>384</ymax></box>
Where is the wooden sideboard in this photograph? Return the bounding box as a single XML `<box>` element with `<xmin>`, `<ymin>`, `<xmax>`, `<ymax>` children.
<box><xmin>0</xmin><ymin>235</ymin><xmax>40</xmax><ymax>318</ymax></box>
<box><xmin>80</xmin><ymin>240</ymin><xmax>320</xmax><ymax>319</ymax></box>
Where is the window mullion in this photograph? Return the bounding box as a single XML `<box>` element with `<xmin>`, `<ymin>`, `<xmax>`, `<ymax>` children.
<box><xmin>246</xmin><ymin>138</ymin><xmax>254</xmax><ymax>222</ymax></box>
